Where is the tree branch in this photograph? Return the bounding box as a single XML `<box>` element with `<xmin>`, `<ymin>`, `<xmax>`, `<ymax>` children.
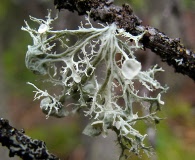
<box><xmin>0</xmin><ymin>118</ymin><xmax>59</xmax><ymax>160</ymax></box>
<box><xmin>54</xmin><ymin>0</ymin><xmax>195</xmax><ymax>81</ymax></box>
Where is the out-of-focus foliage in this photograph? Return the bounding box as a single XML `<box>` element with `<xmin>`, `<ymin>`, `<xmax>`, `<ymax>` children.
<box><xmin>115</xmin><ymin>0</ymin><xmax>195</xmax><ymax>11</ymax></box>
<box><xmin>0</xmin><ymin>2</ymin><xmax>37</xmax><ymax>96</ymax></box>
<box><xmin>3</xmin><ymin>32</ymin><xmax>36</xmax><ymax>95</ymax></box>
<box><xmin>156</xmin><ymin>97</ymin><xmax>195</xmax><ymax>160</ymax></box>
<box><xmin>0</xmin><ymin>1</ymin><xmax>11</xmax><ymax>20</ymax></box>
<box><xmin>182</xmin><ymin>0</ymin><xmax>195</xmax><ymax>10</ymax></box>
<box><xmin>28</xmin><ymin>123</ymin><xmax>80</xmax><ymax>158</ymax></box>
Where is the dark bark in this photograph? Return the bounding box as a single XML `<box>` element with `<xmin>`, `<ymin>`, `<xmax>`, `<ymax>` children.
<box><xmin>0</xmin><ymin>118</ymin><xmax>59</xmax><ymax>160</ymax></box>
<box><xmin>54</xmin><ymin>0</ymin><xmax>195</xmax><ymax>81</ymax></box>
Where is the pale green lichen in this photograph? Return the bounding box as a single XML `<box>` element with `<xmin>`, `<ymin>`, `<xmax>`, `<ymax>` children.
<box><xmin>22</xmin><ymin>11</ymin><xmax>168</xmax><ymax>159</ymax></box>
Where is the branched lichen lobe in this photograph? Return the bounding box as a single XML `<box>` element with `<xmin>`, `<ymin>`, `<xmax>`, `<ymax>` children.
<box><xmin>22</xmin><ymin>11</ymin><xmax>167</xmax><ymax>159</ymax></box>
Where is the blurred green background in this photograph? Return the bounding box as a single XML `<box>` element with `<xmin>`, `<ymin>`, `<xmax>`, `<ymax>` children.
<box><xmin>0</xmin><ymin>0</ymin><xmax>194</xmax><ymax>160</ymax></box>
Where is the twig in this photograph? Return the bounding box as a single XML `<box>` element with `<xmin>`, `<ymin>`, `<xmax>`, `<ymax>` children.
<box><xmin>54</xmin><ymin>0</ymin><xmax>195</xmax><ymax>81</ymax></box>
<box><xmin>0</xmin><ymin>118</ymin><xmax>59</xmax><ymax>160</ymax></box>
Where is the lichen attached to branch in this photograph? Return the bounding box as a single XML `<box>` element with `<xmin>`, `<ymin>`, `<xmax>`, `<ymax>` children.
<box><xmin>22</xmin><ymin>11</ymin><xmax>168</xmax><ymax>159</ymax></box>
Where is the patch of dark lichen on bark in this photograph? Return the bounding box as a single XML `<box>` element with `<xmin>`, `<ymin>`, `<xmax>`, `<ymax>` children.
<box><xmin>0</xmin><ymin>118</ymin><xmax>59</xmax><ymax>160</ymax></box>
<box><xmin>141</xmin><ymin>27</ymin><xmax>195</xmax><ymax>80</ymax></box>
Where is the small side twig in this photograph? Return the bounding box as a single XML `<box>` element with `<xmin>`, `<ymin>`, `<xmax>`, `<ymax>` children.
<box><xmin>0</xmin><ymin>118</ymin><xmax>59</xmax><ymax>160</ymax></box>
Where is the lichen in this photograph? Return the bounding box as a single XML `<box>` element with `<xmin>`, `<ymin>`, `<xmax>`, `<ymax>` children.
<box><xmin>22</xmin><ymin>11</ymin><xmax>168</xmax><ymax>159</ymax></box>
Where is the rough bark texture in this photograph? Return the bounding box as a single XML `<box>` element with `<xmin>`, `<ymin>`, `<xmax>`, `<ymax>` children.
<box><xmin>54</xmin><ymin>0</ymin><xmax>195</xmax><ymax>81</ymax></box>
<box><xmin>0</xmin><ymin>118</ymin><xmax>59</xmax><ymax>160</ymax></box>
